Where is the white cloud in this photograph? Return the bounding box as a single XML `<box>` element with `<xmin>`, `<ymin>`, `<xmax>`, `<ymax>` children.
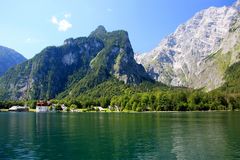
<box><xmin>51</xmin><ymin>16</ymin><xmax>72</xmax><ymax>32</ymax></box>
<box><xmin>58</xmin><ymin>19</ymin><xmax>72</xmax><ymax>31</ymax></box>
<box><xmin>51</xmin><ymin>16</ymin><xmax>58</xmax><ymax>24</ymax></box>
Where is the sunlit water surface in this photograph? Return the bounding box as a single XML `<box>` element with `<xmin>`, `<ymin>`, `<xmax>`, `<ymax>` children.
<box><xmin>0</xmin><ymin>112</ymin><xmax>240</xmax><ymax>160</ymax></box>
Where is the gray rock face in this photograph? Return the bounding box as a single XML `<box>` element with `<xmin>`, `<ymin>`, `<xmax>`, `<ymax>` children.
<box><xmin>136</xmin><ymin>1</ymin><xmax>240</xmax><ymax>91</ymax></box>
<box><xmin>0</xmin><ymin>46</ymin><xmax>26</xmax><ymax>76</ymax></box>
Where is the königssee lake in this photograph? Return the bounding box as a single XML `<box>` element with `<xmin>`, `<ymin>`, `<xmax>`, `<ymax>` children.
<box><xmin>0</xmin><ymin>112</ymin><xmax>240</xmax><ymax>160</ymax></box>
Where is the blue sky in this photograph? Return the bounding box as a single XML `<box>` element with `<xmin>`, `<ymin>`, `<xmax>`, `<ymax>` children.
<box><xmin>0</xmin><ymin>0</ymin><xmax>236</xmax><ymax>58</ymax></box>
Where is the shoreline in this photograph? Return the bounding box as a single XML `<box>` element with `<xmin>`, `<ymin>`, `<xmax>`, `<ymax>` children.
<box><xmin>0</xmin><ymin>109</ymin><xmax>239</xmax><ymax>113</ymax></box>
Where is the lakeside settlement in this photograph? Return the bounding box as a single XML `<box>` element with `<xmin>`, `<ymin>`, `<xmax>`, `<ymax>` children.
<box><xmin>0</xmin><ymin>101</ymin><xmax>120</xmax><ymax>113</ymax></box>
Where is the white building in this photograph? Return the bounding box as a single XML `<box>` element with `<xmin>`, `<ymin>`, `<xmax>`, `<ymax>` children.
<box><xmin>36</xmin><ymin>106</ymin><xmax>49</xmax><ymax>112</ymax></box>
<box><xmin>36</xmin><ymin>101</ymin><xmax>50</xmax><ymax>112</ymax></box>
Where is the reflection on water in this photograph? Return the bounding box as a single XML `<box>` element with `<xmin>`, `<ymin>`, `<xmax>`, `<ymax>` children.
<box><xmin>170</xmin><ymin>113</ymin><xmax>227</xmax><ymax>160</ymax></box>
<box><xmin>0</xmin><ymin>112</ymin><xmax>240</xmax><ymax>160</ymax></box>
<box><xmin>0</xmin><ymin>113</ymin><xmax>39</xmax><ymax>159</ymax></box>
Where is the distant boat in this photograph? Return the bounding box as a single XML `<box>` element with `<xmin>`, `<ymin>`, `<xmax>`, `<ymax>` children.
<box><xmin>8</xmin><ymin>106</ymin><xmax>29</xmax><ymax>112</ymax></box>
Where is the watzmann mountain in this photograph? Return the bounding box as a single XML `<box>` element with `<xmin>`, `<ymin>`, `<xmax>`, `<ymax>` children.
<box><xmin>136</xmin><ymin>0</ymin><xmax>240</xmax><ymax>91</ymax></box>
<box><xmin>0</xmin><ymin>46</ymin><xmax>26</xmax><ymax>76</ymax></box>
<box><xmin>0</xmin><ymin>26</ymin><xmax>152</xmax><ymax>100</ymax></box>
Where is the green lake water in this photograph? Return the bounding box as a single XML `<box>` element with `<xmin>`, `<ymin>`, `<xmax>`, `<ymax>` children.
<box><xmin>0</xmin><ymin>112</ymin><xmax>240</xmax><ymax>160</ymax></box>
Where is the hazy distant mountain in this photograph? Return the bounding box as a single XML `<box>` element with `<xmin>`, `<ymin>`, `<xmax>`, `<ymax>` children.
<box><xmin>136</xmin><ymin>0</ymin><xmax>240</xmax><ymax>91</ymax></box>
<box><xmin>0</xmin><ymin>46</ymin><xmax>26</xmax><ymax>76</ymax></box>
<box><xmin>0</xmin><ymin>26</ymin><xmax>152</xmax><ymax>100</ymax></box>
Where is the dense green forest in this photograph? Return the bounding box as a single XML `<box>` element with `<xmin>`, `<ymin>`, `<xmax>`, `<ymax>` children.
<box><xmin>1</xmin><ymin>61</ymin><xmax>240</xmax><ymax>112</ymax></box>
<box><xmin>1</xmin><ymin>79</ymin><xmax>240</xmax><ymax>111</ymax></box>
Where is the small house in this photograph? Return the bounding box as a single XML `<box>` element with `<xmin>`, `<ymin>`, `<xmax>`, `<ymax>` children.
<box><xmin>36</xmin><ymin>101</ymin><xmax>51</xmax><ymax>112</ymax></box>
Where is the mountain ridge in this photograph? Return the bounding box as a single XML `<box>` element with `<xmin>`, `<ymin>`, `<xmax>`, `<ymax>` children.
<box><xmin>0</xmin><ymin>26</ymin><xmax>153</xmax><ymax>100</ymax></box>
<box><xmin>135</xmin><ymin>0</ymin><xmax>240</xmax><ymax>91</ymax></box>
<box><xmin>0</xmin><ymin>45</ymin><xmax>26</xmax><ymax>76</ymax></box>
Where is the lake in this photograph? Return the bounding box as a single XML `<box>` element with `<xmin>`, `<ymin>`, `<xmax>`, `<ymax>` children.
<box><xmin>0</xmin><ymin>112</ymin><xmax>240</xmax><ymax>160</ymax></box>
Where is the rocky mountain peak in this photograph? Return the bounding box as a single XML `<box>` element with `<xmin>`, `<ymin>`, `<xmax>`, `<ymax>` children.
<box><xmin>136</xmin><ymin>2</ymin><xmax>240</xmax><ymax>91</ymax></box>
<box><xmin>89</xmin><ymin>25</ymin><xmax>107</xmax><ymax>39</ymax></box>
<box><xmin>89</xmin><ymin>26</ymin><xmax>152</xmax><ymax>84</ymax></box>
<box><xmin>64</xmin><ymin>38</ymin><xmax>74</xmax><ymax>45</ymax></box>
<box><xmin>0</xmin><ymin>26</ymin><xmax>152</xmax><ymax>100</ymax></box>
<box><xmin>95</xmin><ymin>25</ymin><xmax>107</xmax><ymax>32</ymax></box>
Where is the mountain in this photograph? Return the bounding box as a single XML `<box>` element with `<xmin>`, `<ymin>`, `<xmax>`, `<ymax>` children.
<box><xmin>219</xmin><ymin>61</ymin><xmax>240</xmax><ymax>93</ymax></box>
<box><xmin>0</xmin><ymin>26</ymin><xmax>152</xmax><ymax>100</ymax></box>
<box><xmin>136</xmin><ymin>0</ymin><xmax>240</xmax><ymax>91</ymax></box>
<box><xmin>0</xmin><ymin>46</ymin><xmax>26</xmax><ymax>76</ymax></box>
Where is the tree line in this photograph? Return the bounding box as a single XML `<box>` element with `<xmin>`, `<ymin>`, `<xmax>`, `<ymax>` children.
<box><xmin>1</xmin><ymin>89</ymin><xmax>239</xmax><ymax>112</ymax></box>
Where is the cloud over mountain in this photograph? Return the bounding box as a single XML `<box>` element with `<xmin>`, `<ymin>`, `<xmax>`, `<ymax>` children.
<box><xmin>51</xmin><ymin>15</ymin><xmax>72</xmax><ymax>32</ymax></box>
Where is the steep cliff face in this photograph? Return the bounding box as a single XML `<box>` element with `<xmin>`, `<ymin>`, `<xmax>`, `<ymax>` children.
<box><xmin>136</xmin><ymin>1</ymin><xmax>240</xmax><ymax>91</ymax></box>
<box><xmin>0</xmin><ymin>36</ymin><xmax>104</xmax><ymax>100</ymax></box>
<box><xmin>58</xmin><ymin>26</ymin><xmax>153</xmax><ymax>98</ymax></box>
<box><xmin>89</xmin><ymin>26</ymin><xmax>151</xmax><ymax>84</ymax></box>
<box><xmin>0</xmin><ymin>26</ymin><xmax>152</xmax><ymax>100</ymax></box>
<box><xmin>0</xmin><ymin>46</ymin><xmax>26</xmax><ymax>76</ymax></box>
